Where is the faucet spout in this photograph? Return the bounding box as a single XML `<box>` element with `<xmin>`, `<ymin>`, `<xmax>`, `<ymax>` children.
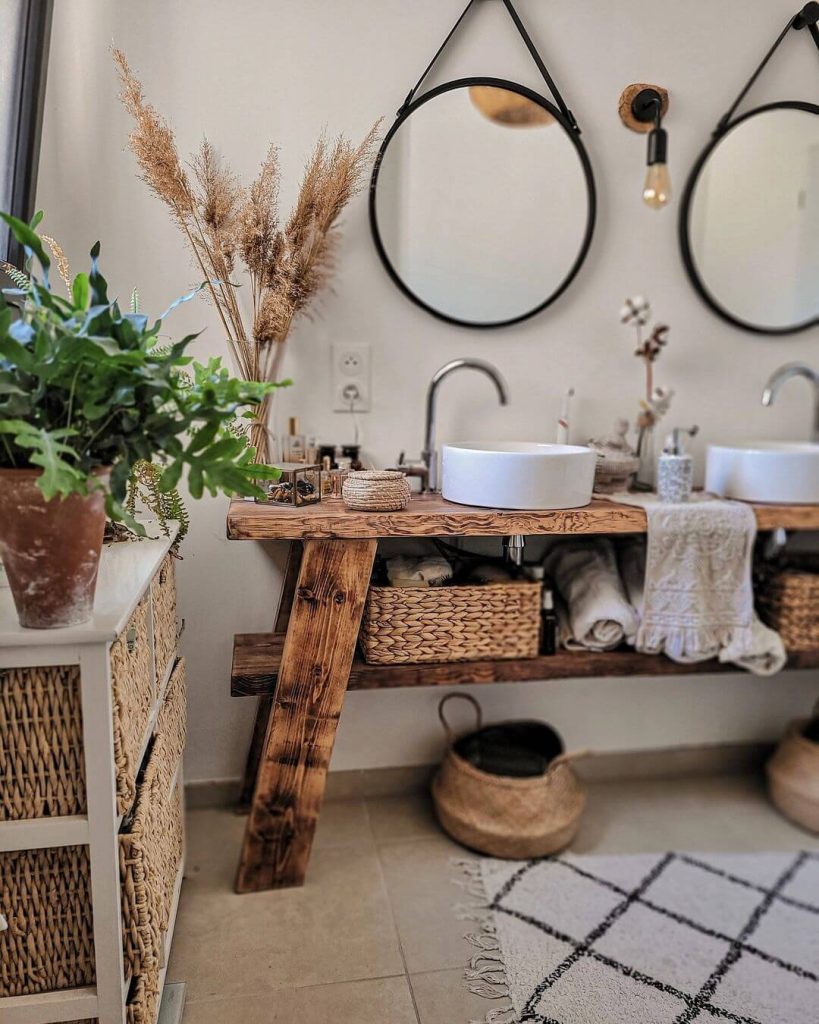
<box><xmin>761</xmin><ymin>362</ymin><xmax>819</xmax><ymax>442</ymax></box>
<box><xmin>423</xmin><ymin>358</ymin><xmax>510</xmax><ymax>493</ymax></box>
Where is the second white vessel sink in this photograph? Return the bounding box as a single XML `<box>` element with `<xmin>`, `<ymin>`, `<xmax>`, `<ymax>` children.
<box><xmin>706</xmin><ymin>442</ymin><xmax>819</xmax><ymax>504</ymax></box>
<box><xmin>441</xmin><ymin>442</ymin><xmax>597</xmax><ymax>510</ymax></box>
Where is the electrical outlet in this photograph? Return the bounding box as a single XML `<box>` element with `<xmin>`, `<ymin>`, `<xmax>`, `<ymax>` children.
<box><xmin>332</xmin><ymin>342</ymin><xmax>371</xmax><ymax>412</ymax></box>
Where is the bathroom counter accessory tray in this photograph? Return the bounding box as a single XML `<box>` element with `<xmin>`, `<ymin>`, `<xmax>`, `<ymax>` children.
<box><xmin>227</xmin><ymin>494</ymin><xmax>819</xmax><ymax>896</ymax></box>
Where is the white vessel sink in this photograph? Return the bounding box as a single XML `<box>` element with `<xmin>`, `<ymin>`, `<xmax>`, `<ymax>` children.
<box><xmin>441</xmin><ymin>442</ymin><xmax>597</xmax><ymax>510</ymax></box>
<box><xmin>706</xmin><ymin>442</ymin><xmax>819</xmax><ymax>504</ymax></box>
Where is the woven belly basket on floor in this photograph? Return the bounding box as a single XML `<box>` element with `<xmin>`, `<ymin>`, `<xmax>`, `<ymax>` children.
<box><xmin>432</xmin><ymin>695</ymin><xmax>587</xmax><ymax>859</ymax></box>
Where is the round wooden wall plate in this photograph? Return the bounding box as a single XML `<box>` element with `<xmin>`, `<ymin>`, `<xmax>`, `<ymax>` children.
<box><xmin>618</xmin><ymin>83</ymin><xmax>669</xmax><ymax>133</ymax></box>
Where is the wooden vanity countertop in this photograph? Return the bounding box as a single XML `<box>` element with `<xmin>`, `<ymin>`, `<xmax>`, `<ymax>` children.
<box><xmin>227</xmin><ymin>494</ymin><xmax>819</xmax><ymax>541</ymax></box>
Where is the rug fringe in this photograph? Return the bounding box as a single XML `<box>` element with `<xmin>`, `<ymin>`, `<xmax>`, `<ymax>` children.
<box><xmin>452</xmin><ymin>858</ymin><xmax>517</xmax><ymax>1024</ymax></box>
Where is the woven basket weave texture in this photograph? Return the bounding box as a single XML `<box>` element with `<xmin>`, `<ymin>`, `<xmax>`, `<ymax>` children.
<box><xmin>151</xmin><ymin>553</ymin><xmax>178</xmax><ymax>684</ymax></box>
<box><xmin>757</xmin><ymin>568</ymin><xmax>819</xmax><ymax>651</ymax></box>
<box><xmin>360</xmin><ymin>581</ymin><xmax>541</xmax><ymax>665</ymax></box>
<box><xmin>0</xmin><ymin>659</ymin><xmax>186</xmax><ymax>998</ymax></box>
<box><xmin>111</xmin><ymin>594</ymin><xmax>154</xmax><ymax>815</ymax></box>
<box><xmin>766</xmin><ymin>718</ymin><xmax>819</xmax><ymax>833</ymax></box>
<box><xmin>0</xmin><ymin>665</ymin><xmax>86</xmax><ymax>820</ymax></box>
<box><xmin>342</xmin><ymin>470</ymin><xmax>411</xmax><ymax>511</ymax></box>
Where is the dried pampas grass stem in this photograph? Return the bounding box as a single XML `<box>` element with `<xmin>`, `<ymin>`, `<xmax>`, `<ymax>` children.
<box><xmin>113</xmin><ymin>46</ymin><xmax>381</xmax><ymax>461</ymax></box>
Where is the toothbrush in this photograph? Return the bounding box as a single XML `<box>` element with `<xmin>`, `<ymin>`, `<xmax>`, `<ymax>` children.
<box><xmin>557</xmin><ymin>387</ymin><xmax>574</xmax><ymax>444</ymax></box>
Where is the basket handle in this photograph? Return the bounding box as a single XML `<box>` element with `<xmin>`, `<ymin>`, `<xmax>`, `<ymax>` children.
<box><xmin>548</xmin><ymin>748</ymin><xmax>591</xmax><ymax>773</ymax></box>
<box><xmin>438</xmin><ymin>693</ymin><xmax>483</xmax><ymax>743</ymax></box>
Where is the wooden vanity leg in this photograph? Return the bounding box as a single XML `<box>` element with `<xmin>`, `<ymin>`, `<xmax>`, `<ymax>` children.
<box><xmin>235</xmin><ymin>538</ymin><xmax>377</xmax><ymax>892</ymax></box>
<box><xmin>236</xmin><ymin>542</ymin><xmax>303</xmax><ymax>813</ymax></box>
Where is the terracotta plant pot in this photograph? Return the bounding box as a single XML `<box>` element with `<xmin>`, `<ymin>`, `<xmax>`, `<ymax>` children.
<box><xmin>0</xmin><ymin>467</ymin><xmax>109</xmax><ymax>628</ymax></box>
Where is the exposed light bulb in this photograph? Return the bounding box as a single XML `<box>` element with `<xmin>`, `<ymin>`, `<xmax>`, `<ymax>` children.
<box><xmin>643</xmin><ymin>162</ymin><xmax>671</xmax><ymax>209</ymax></box>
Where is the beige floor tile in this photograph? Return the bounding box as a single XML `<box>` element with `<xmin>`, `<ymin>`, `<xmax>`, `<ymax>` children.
<box><xmin>377</xmin><ymin>834</ymin><xmax>474</xmax><ymax>975</ymax></box>
<box><xmin>572</xmin><ymin>774</ymin><xmax>819</xmax><ymax>856</ymax></box>
<box><xmin>367</xmin><ymin>792</ymin><xmax>440</xmax><ymax>844</ymax></box>
<box><xmin>168</xmin><ymin>840</ymin><xmax>403</xmax><ymax>1001</ymax></box>
<box><xmin>180</xmin><ymin>976</ymin><xmax>418</xmax><ymax>1024</ymax></box>
<box><xmin>411</xmin><ymin>967</ymin><xmax>492</xmax><ymax>1024</ymax></box>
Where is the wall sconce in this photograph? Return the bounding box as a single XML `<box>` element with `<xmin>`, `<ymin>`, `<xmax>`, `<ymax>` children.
<box><xmin>619</xmin><ymin>83</ymin><xmax>671</xmax><ymax>209</ymax></box>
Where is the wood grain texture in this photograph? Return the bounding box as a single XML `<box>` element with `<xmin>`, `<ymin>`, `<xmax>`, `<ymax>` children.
<box><xmin>231</xmin><ymin>632</ymin><xmax>819</xmax><ymax>695</ymax></box>
<box><xmin>236</xmin><ymin>542</ymin><xmax>303</xmax><ymax>814</ymax></box>
<box><xmin>228</xmin><ymin>495</ymin><xmax>819</xmax><ymax>541</ymax></box>
<box><xmin>235</xmin><ymin>539</ymin><xmax>376</xmax><ymax>893</ymax></box>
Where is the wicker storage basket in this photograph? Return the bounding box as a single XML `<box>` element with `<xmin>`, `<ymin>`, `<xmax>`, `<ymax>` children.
<box><xmin>0</xmin><ymin>660</ymin><xmax>186</xmax><ymax>997</ymax></box>
<box><xmin>431</xmin><ymin>695</ymin><xmax>587</xmax><ymax>859</ymax></box>
<box><xmin>756</xmin><ymin>566</ymin><xmax>819</xmax><ymax>651</ymax></box>
<box><xmin>151</xmin><ymin>553</ymin><xmax>178</xmax><ymax>685</ymax></box>
<box><xmin>0</xmin><ymin>845</ymin><xmax>95</xmax><ymax>997</ymax></box>
<box><xmin>0</xmin><ymin>664</ymin><xmax>86</xmax><ymax>820</ymax></box>
<box><xmin>766</xmin><ymin>718</ymin><xmax>819</xmax><ymax>833</ymax></box>
<box><xmin>360</xmin><ymin>581</ymin><xmax>541</xmax><ymax>665</ymax></box>
<box><xmin>0</xmin><ymin>594</ymin><xmax>156</xmax><ymax>822</ymax></box>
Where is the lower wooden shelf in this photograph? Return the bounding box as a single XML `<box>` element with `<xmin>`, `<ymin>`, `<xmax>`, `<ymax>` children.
<box><xmin>231</xmin><ymin>632</ymin><xmax>819</xmax><ymax>696</ymax></box>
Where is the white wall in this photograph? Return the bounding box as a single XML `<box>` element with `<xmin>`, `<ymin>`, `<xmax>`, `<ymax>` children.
<box><xmin>37</xmin><ymin>0</ymin><xmax>819</xmax><ymax>784</ymax></box>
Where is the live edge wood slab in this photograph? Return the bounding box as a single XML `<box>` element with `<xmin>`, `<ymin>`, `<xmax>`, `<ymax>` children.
<box><xmin>227</xmin><ymin>494</ymin><xmax>819</xmax><ymax>540</ymax></box>
<box><xmin>228</xmin><ymin>494</ymin><xmax>819</xmax><ymax>893</ymax></box>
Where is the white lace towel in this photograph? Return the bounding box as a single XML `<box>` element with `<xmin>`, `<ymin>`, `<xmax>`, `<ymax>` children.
<box><xmin>544</xmin><ymin>538</ymin><xmax>638</xmax><ymax>651</ymax></box>
<box><xmin>616</xmin><ymin>495</ymin><xmax>786</xmax><ymax>675</ymax></box>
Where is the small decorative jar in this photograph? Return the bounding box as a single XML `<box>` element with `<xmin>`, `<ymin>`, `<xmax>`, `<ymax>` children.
<box><xmin>261</xmin><ymin>462</ymin><xmax>321</xmax><ymax>506</ymax></box>
<box><xmin>342</xmin><ymin>470</ymin><xmax>411</xmax><ymax>511</ymax></box>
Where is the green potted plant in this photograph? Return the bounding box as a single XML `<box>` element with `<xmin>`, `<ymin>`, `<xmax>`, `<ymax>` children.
<box><xmin>0</xmin><ymin>213</ymin><xmax>279</xmax><ymax>628</ymax></box>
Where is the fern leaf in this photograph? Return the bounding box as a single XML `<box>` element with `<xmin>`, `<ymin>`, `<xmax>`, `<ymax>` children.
<box><xmin>130</xmin><ymin>287</ymin><xmax>139</xmax><ymax>314</ymax></box>
<box><xmin>0</xmin><ymin>261</ymin><xmax>32</xmax><ymax>292</ymax></box>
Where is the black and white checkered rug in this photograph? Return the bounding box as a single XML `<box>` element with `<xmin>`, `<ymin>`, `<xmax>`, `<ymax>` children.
<box><xmin>460</xmin><ymin>852</ymin><xmax>819</xmax><ymax>1024</ymax></box>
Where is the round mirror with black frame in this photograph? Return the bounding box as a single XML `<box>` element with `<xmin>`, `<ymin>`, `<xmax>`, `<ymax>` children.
<box><xmin>679</xmin><ymin>4</ymin><xmax>819</xmax><ymax>335</ymax></box>
<box><xmin>370</xmin><ymin>77</ymin><xmax>596</xmax><ymax>329</ymax></box>
<box><xmin>369</xmin><ymin>0</ymin><xmax>596</xmax><ymax>329</ymax></box>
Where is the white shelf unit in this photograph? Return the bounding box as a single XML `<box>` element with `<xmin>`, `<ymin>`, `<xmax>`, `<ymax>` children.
<box><xmin>0</xmin><ymin>529</ymin><xmax>184</xmax><ymax>1024</ymax></box>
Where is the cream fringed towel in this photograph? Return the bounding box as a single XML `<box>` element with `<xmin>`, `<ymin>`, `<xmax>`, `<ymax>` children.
<box><xmin>618</xmin><ymin>497</ymin><xmax>786</xmax><ymax>675</ymax></box>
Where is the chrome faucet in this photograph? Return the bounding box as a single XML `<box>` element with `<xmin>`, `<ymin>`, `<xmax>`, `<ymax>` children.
<box><xmin>422</xmin><ymin>358</ymin><xmax>510</xmax><ymax>492</ymax></box>
<box><xmin>761</xmin><ymin>363</ymin><xmax>819</xmax><ymax>442</ymax></box>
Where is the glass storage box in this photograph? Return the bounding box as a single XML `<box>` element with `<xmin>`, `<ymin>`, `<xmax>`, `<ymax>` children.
<box><xmin>262</xmin><ymin>463</ymin><xmax>321</xmax><ymax>506</ymax></box>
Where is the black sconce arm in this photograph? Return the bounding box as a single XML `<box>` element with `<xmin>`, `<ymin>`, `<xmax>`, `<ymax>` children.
<box><xmin>714</xmin><ymin>2</ymin><xmax>819</xmax><ymax>136</ymax></box>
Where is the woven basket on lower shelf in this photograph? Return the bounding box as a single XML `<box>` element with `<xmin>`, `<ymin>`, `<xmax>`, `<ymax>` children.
<box><xmin>757</xmin><ymin>566</ymin><xmax>819</xmax><ymax>651</ymax></box>
<box><xmin>359</xmin><ymin>581</ymin><xmax>541</xmax><ymax>665</ymax></box>
<box><xmin>0</xmin><ymin>659</ymin><xmax>186</xmax><ymax>998</ymax></box>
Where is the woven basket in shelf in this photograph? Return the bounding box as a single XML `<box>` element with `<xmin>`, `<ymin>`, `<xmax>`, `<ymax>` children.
<box><xmin>359</xmin><ymin>581</ymin><xmax>541</xmax><ymax>665</ymax></box>
<box><xmin>0</xmin><ymin>568</ymin><xmax>170</xmax><ymax>823</ymax></box>
<box><xmin>342</xmin><ymin>470</ymin><xmax>411</xmax><ymax>511</ymax></box>
<box><xmin>151</xmin><ymin>553</ymin><xmax>178</xmax><ymax>684</ymax></box>
<box><xmin>757</xmin><ymin>567</ymin><xmax>819</xmax><ymax>651</ymax></box>
<box><xmin>0</xmin><ymin>664</ymin><xmax>86</xmax><ymax>820</ymax></box>
<box><xmin>0</xmin><ymin>659</ymin><xmax>186</xmax><ymax>998</ymax></box>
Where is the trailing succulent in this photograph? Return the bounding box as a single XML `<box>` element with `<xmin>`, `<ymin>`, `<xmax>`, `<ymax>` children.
<box><xmin>0</xmin><ymin>212</ymin><xmax>280</xmax><ymax>530</ymax></box>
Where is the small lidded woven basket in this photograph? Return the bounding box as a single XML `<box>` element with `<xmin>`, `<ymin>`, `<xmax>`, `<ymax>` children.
<box><xmin>431</xmin><ymin>694</ymin><xmax>587</xmax><ymax>859</ymax></box>
<box><xmin>342</xmin><ymin>470</ymin><xmax>411</xmax><ymax>511</ymax></box>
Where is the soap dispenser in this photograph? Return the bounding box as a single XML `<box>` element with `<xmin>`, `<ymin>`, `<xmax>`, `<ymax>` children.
<box><xmin>657</xmin><ymin>426</ymin><xmax>698</xmax><ymax>503</ymax></box>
